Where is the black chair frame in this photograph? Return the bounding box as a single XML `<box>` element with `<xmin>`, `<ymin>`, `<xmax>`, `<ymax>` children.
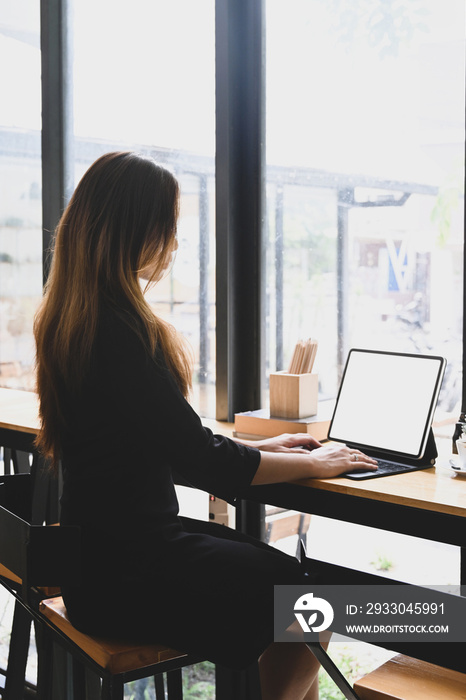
<box><xmin>0</xmin><ymin>436</ymin><xmax>59</xmax><ymax>700</ymax></box>
<box><xmin>0</xmin><ymin>473</ymin><xmax>202</xmax><ymax>700</ymax></box>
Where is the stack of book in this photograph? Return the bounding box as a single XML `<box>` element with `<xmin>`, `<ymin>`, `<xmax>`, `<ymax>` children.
<box><xmin>234</xmin><ymin>399</ymin><xmax>334</xmax><ymax>442</ymax></box>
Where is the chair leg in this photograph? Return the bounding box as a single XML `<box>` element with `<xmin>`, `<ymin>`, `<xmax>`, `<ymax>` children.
<box><xmin>35</xmin><ymin>623</ymin><xmax>54</xmax><ymax>700</ymax></box>
<box><xmin>101</xmin><ymin>676</ymin><xmax>124</xmax><ymax>700</ymax></box>
<box><xmin>3</xmin><ymin>448</ymin><xmax>12</xmax><ymax>475</ymax></box>
<box><xmin>71</xmin><ymin>656</ymin><xmax>87</xmax><ymax>699</ymax></box>
<box><xmin>3</xmin><ymin>601</ymin><xmax>32</xmax><ymax>700</ymax></box>
<box><xmin>154</xmin><ymin>673</ymin><xmax>165</xmax><ymax>700</ymax></box>
<box><xmin>306</xmin><ymin>642</ymin><xmax>361</xmax><ymax>700</ymax></box>
<box><xmin>215</xmin><ymin>665</ymin><xmax>261</xmax><ymax>700</ymax></box>
<box><xmin>14</xmin><ymin>450</ymin><xmax>32</xmax><ymax>475</ymax></box>
<box><xmin>30</xmin><ymin>458</ymin><xmax>54</xmax><ymax>526</ymax></box>
<box><xmin>84</xmin><ymin>667</ymin><xmax>103</xmax><ymax>700</ymax></box>
<box><xmin>166</xmin><ymin>669</ymin><xmax>183</xmax><ymax>700</ymax></box>
<box><xmin>35</xmin><ymin>625</ymin><xmax>74</xmax><ymax>700</ymax></box>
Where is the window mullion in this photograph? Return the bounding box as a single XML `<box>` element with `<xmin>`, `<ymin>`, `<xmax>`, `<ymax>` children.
<box><xmin>215</xmin><ymin>0</ymin><xmax>265</xmax><ymax>421</ymax></box>
<box><xmin>40</xmin><ymin>0</ymin><xmax>73</xmax><ymax>284</ymax></box>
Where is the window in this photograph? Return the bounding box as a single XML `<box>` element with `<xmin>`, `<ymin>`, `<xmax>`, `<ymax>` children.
<box><xmin>0</xmin><ymin>2</ymin><xmax>42</xmax><ymax>390</ymax></box>
<box><xmin>72</xmin><ymin>0</ymin><xmax>216</xmax><ymax>416</ymax></box>
<box><xmin>266</xmin><ymin>0</ymin><xmax>465</xmax><ymax>435</ymax></box>
<box><xmin>1</xmin><ymin>0</ymin><xmax>464</xmax><ymax>431</ymax></box>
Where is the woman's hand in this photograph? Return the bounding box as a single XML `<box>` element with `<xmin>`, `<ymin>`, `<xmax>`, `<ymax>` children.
<box><xmin>253</xmin><ymin>433</ymin><xmax>322</xmax><ymax>454</ymax></box>
<box><xmin>303</xmin><ymin>443</ymin><xmax>378</xmax><ymax>478</ymax></box>
<box><xmin>251</xmin><ymin>439</ymin><xmax>378</xmax><ymax>485</ymax></box>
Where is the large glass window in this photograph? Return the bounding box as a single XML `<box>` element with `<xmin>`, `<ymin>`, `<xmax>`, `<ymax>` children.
<box><xmin>72</xmin><ymin>0</ymin><xmax>216</xmax><ymax>416</ymax></box>
<box><xmin>0</xmin><ymin>2</ymin><xmax>42</xmax><ymax>390</ymax></box>
<box><xmin>266</xmin><ymin>0</ymin><xmax>465</xmax><ymax>433</ymax></box>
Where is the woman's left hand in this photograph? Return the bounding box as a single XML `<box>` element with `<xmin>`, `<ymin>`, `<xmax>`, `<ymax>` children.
<box><xmin>253</xmin><ymin>433</ymin><xmax>322</xmax><ymax>454</ymax></box>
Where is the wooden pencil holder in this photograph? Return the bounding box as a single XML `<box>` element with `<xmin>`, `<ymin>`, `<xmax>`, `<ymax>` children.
<box><xmin>269</xmin><ymin>371</ymin><xmax>318</xmax><ymax>419</ymax></box>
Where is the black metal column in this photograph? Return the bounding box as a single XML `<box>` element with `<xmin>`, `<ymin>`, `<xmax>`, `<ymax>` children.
<box><xmin>41</xmin><ymin>0</ymin><xmax>74</xmax><ymax>284</ymax></box>
<box><xmin>215</xmin><ymin>0</ymin><xmax>266</xmax><ymax>421</ymax></box>
<box><xmin>452</xmin><ymin>75</ymin><xmax>466</xmax><ymax>450</ymax></box>
<box><xmin>199</xmin><ymin>174</ymin><xmax>210</xmax><ymax>385</ymax></box>
<box><xmin>461</xmin><ymin>547</ymin><xmax>465</xmax><ymax>588</ymax></box>
<box><xmin>215</xmin><ymin>4</ymin><xmax>266</xmax><ymax>698</ymax></box>
<box><xmin>337</xmin><ymin>188</ymin><xmax>352</xmax><ymax>378</ymax></box>
<box><xmin>462</xmin><ymin>100</ymin><xmax>466</xmax><ymax>415</ymax></box>
<box><xmin>275</xmin><ymin>184</ymin><xmax>284</xmax><ymax>371</ymax></box>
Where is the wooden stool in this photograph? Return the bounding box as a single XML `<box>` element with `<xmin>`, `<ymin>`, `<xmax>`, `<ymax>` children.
<box><xmin>39</xmin><ymin>596</ymin><xmax>200</xmax><ymax>700</ymax></box>
<box><xmin>354</xmin><ymin>654</ymin><xmax>466</xmax><ymax>699</ymax></box>
<box><xmin>0</xmin><ymin>474</ymin><xmax>203</xmax><ymax>700</ymax></box>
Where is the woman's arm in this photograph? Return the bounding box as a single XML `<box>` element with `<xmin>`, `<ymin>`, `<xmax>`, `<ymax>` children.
<box><xmin>233</xmin><ymin>433</ymin><xmax>322</xmax><ymax>453</ymax></box>
<box><xmin>246</xmin><ymin>436</ymin><xmax>378</xmax><ymax>483</ymax></box>
<box><xmin>232</xmin><ymin>432</ymin><xmax>377</xmax><ymax>482</ymax></box>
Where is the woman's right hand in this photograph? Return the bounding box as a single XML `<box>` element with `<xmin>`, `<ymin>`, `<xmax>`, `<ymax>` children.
<box><xmin>251</xmin><ymin>441</ymin><xmax>378</xmax><ymax>485</ymax></box>
<box><xmin>305</xmin><ymin>443</ymin><xmax>378</xmax><ymax>478</ymax></box>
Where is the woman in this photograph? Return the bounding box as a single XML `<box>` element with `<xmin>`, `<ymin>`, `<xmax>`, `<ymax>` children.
<box><xmin>34</xmin><ymin>152</ymin><xmax>376</xmax><ymax>699</ymax></box>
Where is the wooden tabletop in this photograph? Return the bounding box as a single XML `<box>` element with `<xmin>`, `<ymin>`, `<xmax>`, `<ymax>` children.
<box><xmin>205</xmin><ymin>414</ymin><xmax>466</xmax><ymax>518</ymax></box>
<box><xmin>1</xmin><ymin>388</ymin><xmax>465</xmax><ymax>518</ymax></box>
<box><xmin>0</xmin><ymin>390</ymin><xmax>236</xmax><ymax>438</ymax></box>
<box><xmin>0</xmin><ymin>387</ymin><xmax>40</xmax><ymax>434</ymax></box>
<box><xmin>296</xmin><ymin>466</ymin><xmax>466</xmax><ymax>519</ymax></box>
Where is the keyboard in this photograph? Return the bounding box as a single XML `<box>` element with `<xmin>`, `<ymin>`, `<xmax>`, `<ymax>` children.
<box><xmin>345</xmin><ymin>459</ymin><xmax>416</xmax><ymax>480</ymax></box>
<box><xmin>374</xmin><ymin>459</ymin><xmax>414</xmax><ymax>475</ymax></box>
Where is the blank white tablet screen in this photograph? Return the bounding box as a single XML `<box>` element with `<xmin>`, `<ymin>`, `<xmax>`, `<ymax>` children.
<box><xmin>329</xmin><ymin>350</ymin><xmax>444</xmax><ymax>457</ymax></box>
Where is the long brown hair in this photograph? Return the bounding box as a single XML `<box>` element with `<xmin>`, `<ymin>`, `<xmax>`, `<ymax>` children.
<box><xmin>34</xmin><ymin>151</ymin><xmax>192</xmax><ymax>466</ymax></box>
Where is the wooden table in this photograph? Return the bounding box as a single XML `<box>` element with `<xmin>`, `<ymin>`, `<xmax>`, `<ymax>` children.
<box><xmin>0</xmin><ymin>387</ymin><xmax>60</xmax><ymax>525</ymax></box>
<box><xmin>0</xmin><ymin>388</ymin><xmax>231</xmax><ymax>444</ymax></box>
<box><xmin>2</xmin><ymin>387</ymin><xmax>465</xmax><ymax>570</ymax></box>
<box><xmin>302</xmin><ymin>464</ymin><xmax>466</xmax><ymax>518</ymax></box>
<box><xmin>2</xmin><ymin>388</ymin><xmax>465</xmax><ymax>571</ymax></box>
<box><xmin>245</xmin><ymin>465</ymin><xmax>466</xmax><ymax>575</ymax></box>
<box><xmin>0</xmin><ymin>387</ymin><xmax>40</xmax><ymax>452</ymax></box>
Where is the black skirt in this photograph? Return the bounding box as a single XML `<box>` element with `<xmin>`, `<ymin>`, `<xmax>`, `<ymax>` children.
<box><xmin>63</xmin><ymin>517</ymin><xmax>306</xmax><ymax>670</ymax></box>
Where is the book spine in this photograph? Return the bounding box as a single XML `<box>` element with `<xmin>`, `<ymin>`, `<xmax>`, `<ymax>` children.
<box><xmin>233</xmin><ymin>418</ymin><xmax>330</xmax><ymax>441</ymax></box>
